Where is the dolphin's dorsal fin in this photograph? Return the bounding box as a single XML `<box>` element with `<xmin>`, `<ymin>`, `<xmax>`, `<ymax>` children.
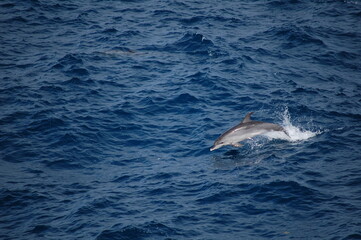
<box><xmin>242</xmin><ymin>112</ymin><xmax>254</xmax><ymax>123</ymax></box>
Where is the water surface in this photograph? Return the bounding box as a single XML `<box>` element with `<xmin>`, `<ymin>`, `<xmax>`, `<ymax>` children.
<box><xmin>1</xmin><ymin>0</ymin><xmax>361</xmax><ymax>239</ymax></box>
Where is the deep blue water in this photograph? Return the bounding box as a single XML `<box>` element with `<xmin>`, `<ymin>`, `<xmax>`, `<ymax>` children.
<box><xmin>1</xmin><ymin>0</ymin><xmax>361</xmax><ymax>239</ymax></box>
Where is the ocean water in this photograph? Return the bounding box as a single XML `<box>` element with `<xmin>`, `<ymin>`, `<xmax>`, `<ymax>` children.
<box><xmin>1</xmin><ymin>0</ymin><xmax>361</xmax><ymax>239</ymax></box>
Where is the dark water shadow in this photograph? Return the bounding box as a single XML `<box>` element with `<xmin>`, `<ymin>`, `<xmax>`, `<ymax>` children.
<box><xmin>211</xmin><ymin>149</ymin><xmax>263</xmax><ymax>170</ymax></box>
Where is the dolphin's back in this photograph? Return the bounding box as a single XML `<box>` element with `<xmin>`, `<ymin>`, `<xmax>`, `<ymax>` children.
<box><xmin>215</xmin><ymin>121</ymin><xmax>284</xmax><ymax>143</ymax></box>
<box><xmin>256</xmin><ymin>122</ymin><xmax>284</xmax><ymax>131</ymax></box>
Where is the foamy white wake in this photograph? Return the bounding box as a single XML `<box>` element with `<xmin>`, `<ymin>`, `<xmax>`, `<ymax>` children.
<box><xmin>264</xmin><ymin>108</ymin><xmax>320</xmax><ymax>142</ymax></box>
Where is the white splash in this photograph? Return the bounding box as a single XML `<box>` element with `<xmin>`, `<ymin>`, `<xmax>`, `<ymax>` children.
<box><xmin>265</xmin><ymin>108</ymin><xmax>320</xmax><ymax>142</ymax></box>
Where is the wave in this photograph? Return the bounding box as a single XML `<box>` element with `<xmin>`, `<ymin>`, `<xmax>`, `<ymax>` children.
<box><xmin>96</xmin><ymin>222</ymin><xmax>181</xmax><ymax>240</ymax></box>
<box><xmin>143</xmin><ymin>32</ymin><xmax>225</xmax><ymax>57</ymax></box>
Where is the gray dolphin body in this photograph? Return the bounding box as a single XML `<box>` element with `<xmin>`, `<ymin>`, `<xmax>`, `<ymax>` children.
<box><xmin>210</xmin><ymin>112</ymin><xmax>289</xmax><ymax>151</ymax></box>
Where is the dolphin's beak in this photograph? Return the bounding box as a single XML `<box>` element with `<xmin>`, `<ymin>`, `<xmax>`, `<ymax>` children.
<box><xmin>210</xmin><ymin>145</ymin><xmax>219</xmax><ymax>151</ymax></box>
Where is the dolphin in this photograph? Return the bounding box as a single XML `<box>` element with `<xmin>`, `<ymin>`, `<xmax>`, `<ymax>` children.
<box><xmin>210</xmin><ymin>112</ymin><xmax>289</xmax><ymax>151</ymax></box>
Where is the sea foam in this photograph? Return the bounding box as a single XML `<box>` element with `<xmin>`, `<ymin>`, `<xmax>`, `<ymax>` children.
<box><xmin>265</xmin><ymin>108</ymin><xmax>320</xmax><ymax>142</ymax></box>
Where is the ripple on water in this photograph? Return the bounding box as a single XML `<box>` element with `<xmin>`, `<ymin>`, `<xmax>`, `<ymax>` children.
<box><xmin>1</xmin><ymin>0</ymin><xmax>361</xmax><ymax>239</ymax></box>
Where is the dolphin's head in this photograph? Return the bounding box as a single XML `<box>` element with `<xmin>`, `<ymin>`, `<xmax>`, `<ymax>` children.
<box><xmin>210</xmin><ymin>139</ymin><xmax>226</xmax><ymax>151</ymax></box>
